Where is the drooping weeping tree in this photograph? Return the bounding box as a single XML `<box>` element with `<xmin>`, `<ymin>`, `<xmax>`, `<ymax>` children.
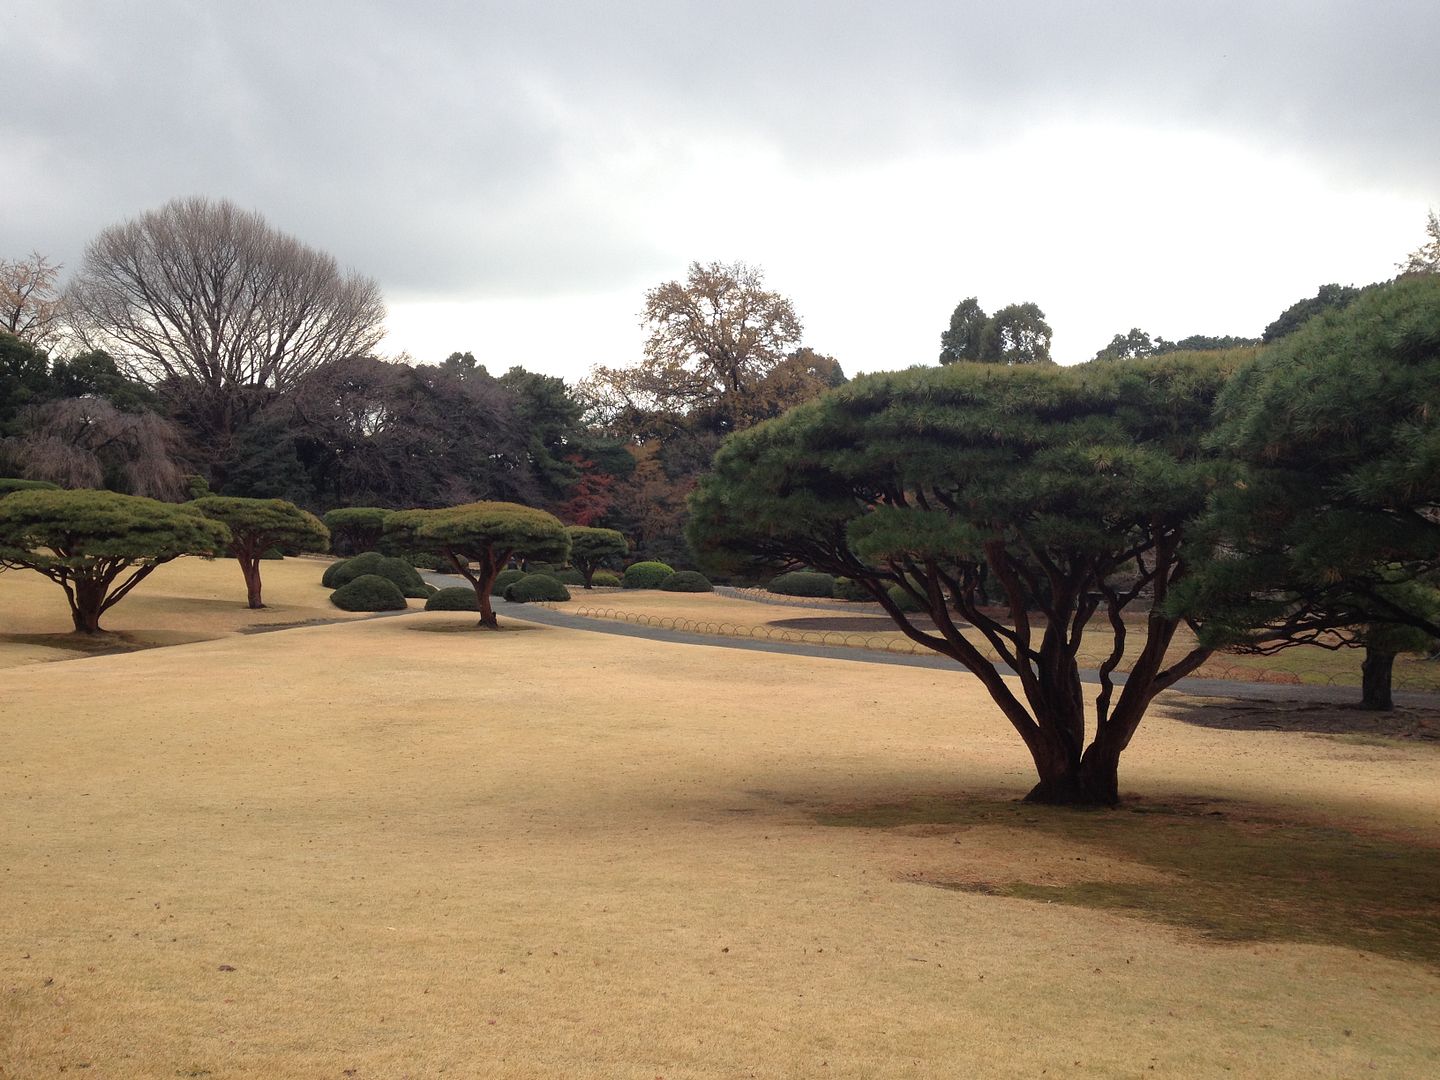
<box><xmin>688</xmin><ymin>353</ymin><xmax>1244</xmax><ymax>805</ymax></box>
<box><xmin>386</xmin><ymin>502</ymin><xmax>569</xmax><ymax>629</ymax></box>
<box><xmin>0</xmin><ymin>489</ymin><xmax>230</xmax><ymax>633</ymax></box>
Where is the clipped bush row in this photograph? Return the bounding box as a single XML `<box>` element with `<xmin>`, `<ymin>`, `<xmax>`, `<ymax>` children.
<box><xmin>767</xmin><ymin>570</ymin><xmax>835</xmax><ymax>598</ymax></box>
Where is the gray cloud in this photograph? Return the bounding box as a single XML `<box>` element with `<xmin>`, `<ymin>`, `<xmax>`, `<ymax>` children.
<box><xmin>4</xmin><ymin>0</ymin><xmax>1436</xmax><ymax>301</ymax></box>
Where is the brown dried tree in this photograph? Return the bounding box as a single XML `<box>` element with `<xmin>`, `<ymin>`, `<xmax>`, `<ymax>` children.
<box><xmin>65</xmin><ymin>197</ymin><xmax>386</xmax><ymax>453</ymax></box>
<box><xmin>0</xmin><ymin>252</ymin><xmax>66</xmax><ymax>347</ymax></box>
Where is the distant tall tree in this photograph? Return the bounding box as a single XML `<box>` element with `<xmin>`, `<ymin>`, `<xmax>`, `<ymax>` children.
<box><xmin>0</xmin><ymin>332</ymin><xmax>52</xmax><ymax>436</ymax></box>
<box><xmin>1094</xmin><ymin>330</ymin><xmax>1260</xmax><ymax>361</ymax></box>
<box><xmin>938</xmin><ymin>297</ymin><xmax>988</xmax><ymax>363</ymax></box>
<box><xmin>283</xmin><ymin>355</ymin><xmax>533</xmax><ymax>509</ymax></box>
<box><xmin>1093</xmin><ymin>328</ymin><xmax>1158</xmax><ymax>361</ymax></box>
<box><xmin>66</xmin><ymin>197</ymin><xmax>386</xmax><ymax>457</ymax></box>
<box><xmin>1262</xmin><ymin>283</ymin><xmax>1362</xmax><ymax>342</ymax></box>
<box><xmin>1399</xmin><ymin>209</ymin><xmax>1440</xmax><ymax>274</ymax></box>
<box><xmin>589</xmin><ymin>261</ymin><xmax>805</xmax><ymax>433</ymax></box>
<box><xmin>0</xmin><ymin>253</ymin><xmax>65</xmax><ymax>347</ymax></box>
<box><xmin>939</xmin><ymin>297</ymin><xmax>1053</xmax><ymax>365</ymax></box>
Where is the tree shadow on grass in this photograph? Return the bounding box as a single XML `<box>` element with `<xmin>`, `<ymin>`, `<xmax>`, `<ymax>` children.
<box><xmin>0</xmin><ymin>631</ymin><xmax>149</xmax><ymax>659</ymax></box>
<box><xmin>814</xmin><ymin>795</ymin><xmax>1440</xmax><ymax>968</ymax></box>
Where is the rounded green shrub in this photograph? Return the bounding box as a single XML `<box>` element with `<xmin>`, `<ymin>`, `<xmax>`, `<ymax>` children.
<box><xmin>768</xmin><ymin>571</ymin><xmax>835</xmax><ymax>598</ymax></box>
<box><xmin>375</xmin><ymin>556</ymin><xmax>430</xmax><ymax>598</ymax></box>
<box><xmin>834</xmin><ymin>577</ymin><xmax>872</xmax><ymax>602</ymax></box>
<box><xmin>886</xmin><ymin>584</ymin><xmax>925</xmax><ymax>613</ymax></box>
<box><xmin>321</xmin><ymin>557</ymin><xmax>356</xmax><ymax>588</ymax></box>
<box><xmin>330</xmin><ymin>573</ymin><xmax>408</xmax><ymax>612</ymax></box>
<box><xmin>492</xmin><ymin>568</ymin><xmax>527</xmax><ymax>595</ymax></box>
<box><xmin>622</xmin><ymin>560</ymin><xmax>675</xmax><ymax>589</ymax></box>
<box><xmin>424</xmin><ymin>586</ymin><xmax>481</xmax><ymax>611</ymax></box>
<box><xmin>590</xmin><ymin>569</ymin><xmax>622</xmax><ymax>587</ymax></box>
<box><xmin>260</xmin><ymin>546</ymin><xmax>285</xmax><ymax>561</ymax></box>
<box><xmin>327</xmin><ymin>552</ymin><xmax>428</xmax><ymax>597</ymax></box>
<box><xmin>504</xmin><ymin>574</ymin><xmax>571</xmax><ymax>603</ymax></box>
<box><xmin>407</xmin><ymin>553</ymin><xmax>448</xmax><ymax>572</ymax></box>
<box><xmin>660</xmin><ymin>570</ymin><xmax>713</xmax><ymax>592</ymax></box>
<box><xmin>553</xmin><ymin>567</ymin><xmax>586</xmax><ymax>586</ymax></box>
<box><xmin>325</xmin><ymin>550</ymin><xmax>384</xmax><ymax>587</ymax></box>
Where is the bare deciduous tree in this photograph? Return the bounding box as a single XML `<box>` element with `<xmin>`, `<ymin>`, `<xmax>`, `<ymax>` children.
<box><xmin>0</xmin><ymin>251</ymin><xmax>66</xmax><ymax>346</ymax></box>
<box><xmin>66</xmin><ymin>197</ymin><xmax>386</xmax><ymax>448</ymax></box>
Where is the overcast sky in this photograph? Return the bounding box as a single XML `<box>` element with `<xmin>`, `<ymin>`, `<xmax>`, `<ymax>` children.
<box><xmin>3</xmin><ymin>1</ymin><xmax>1436</xmax><ymax>380</ymax></box>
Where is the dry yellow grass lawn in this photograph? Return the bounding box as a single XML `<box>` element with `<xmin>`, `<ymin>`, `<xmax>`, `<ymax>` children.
<box><xmin>3</xmin><ymin>564</ymin><xmax>1440</xmax><ymax>1077</ymax></box>
<box><xmin>0</xmin><ymin>555</ymin><xmax>374</xmax><ymax>668</ymax></box>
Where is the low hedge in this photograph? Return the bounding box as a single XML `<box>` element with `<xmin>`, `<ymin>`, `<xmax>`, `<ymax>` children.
<box><xmin>833</xmin><ymin>577</ymin><xmax>872</xmax><ymax>602</ymax></box>
<box><xmin>504</xmin><ymin>574</ymin><xmax>571</xmax><ymax>603</ymax></box>
<box><xmin>660</xmin><ymin>570</ymin><xmax>713</xmax><ymax>592</ymax></box>
<box><xmin>887</xmin><ymin>584</ymin><xmax>925</xmax><ymax>613</ymax></box>
<box><xmin>767</xmin><ymin>571</ymin><xmax>835</xmax><ymax>598</ymax></box>
<box><xmin>590</xmin><ymin>569</ymin><xmax>622</xmax><ymax>587</ymax></box>
<box><xmin>424</xmin><ymin>586</ymin><xmax>481</xmax><ymax>611</ymax></box>
<box><xmin>552</xmin><ymin>567</ymin><xmax>586</xmax><ymax>586</ymax></box>
<box><xmin>492</xmin><ymin>568</ymin><xmax>528</xmax><ymax>595</ymax></box>
<box><xmin>330</xmin><ymin>574</ymin><xmax>408</xmax><ymax>612</ymax></box>
<box><xmin>622</xmin><ymin>561</ymin><xmax>675</xmax><ymax>589</ymax></box>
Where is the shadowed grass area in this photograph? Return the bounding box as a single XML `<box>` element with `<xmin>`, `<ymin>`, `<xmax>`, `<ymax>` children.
<box><xmin>0</xmin><ymin>630</ymin><xmax>159</xmax><ymax>657</ymax></box>
<box><xmin>815</xmin><ymin>795</ymin><xmax>1440</xmax><ymax>967</ymax></box>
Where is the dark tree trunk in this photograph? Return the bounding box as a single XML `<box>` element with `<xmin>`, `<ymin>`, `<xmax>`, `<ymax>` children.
<box><xmin>240</xmin><ymin>556</ymin><xmax>265</xmax><ymax>609</ymax></box>
<box><xmin>1361</xmin><ymin>647</ymin><xmax>1395</xmax><ymax>711</ymax></box>
<box><xmin>1022</xmin><ymin>747</ymin><xmax>1121</xmax><ymax>807</ymax></box>
<box><xmin>70</xmin><ymin>579</ymin><xmax>106</xmax><ymax>634</ymax></box>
